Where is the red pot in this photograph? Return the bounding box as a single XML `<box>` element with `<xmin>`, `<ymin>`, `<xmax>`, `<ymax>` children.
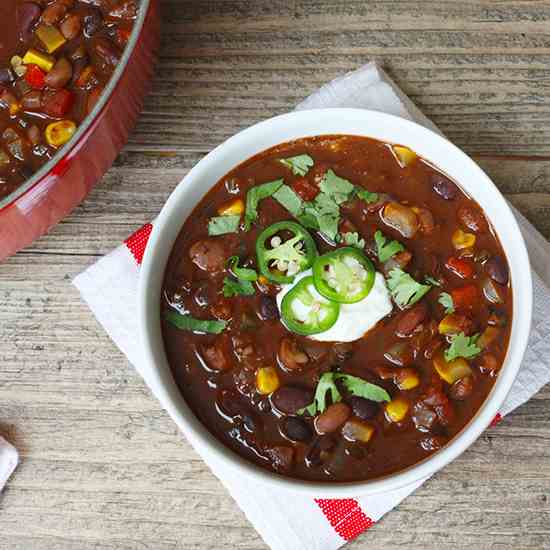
<box><xmin>0</xmin><ymin>0</ymin><xmax>161</xmax><ymax>261</ymax></box>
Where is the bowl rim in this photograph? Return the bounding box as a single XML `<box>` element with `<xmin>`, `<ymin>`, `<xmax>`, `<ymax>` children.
<box><xmin>138</xmin><ymin>108</ymin><xmax>533</xmax><ymax>497</ymax></box>
<box><xmin>0</xmin><ymin>0</ymin><xmax>153</xmax><ymax>212</ymax></box>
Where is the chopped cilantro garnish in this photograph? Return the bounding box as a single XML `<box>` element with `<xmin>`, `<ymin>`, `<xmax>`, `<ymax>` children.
<box><xmin>444</xmin><ymin>332</ymin><xmax>481</xmax><ymax>362</ymax></box>
<box><xmin>244</xmin><ymin>179</ymin><xmax>284</xmax><ymax>230</ymax></box>
<box><xmin>387</xmin><ymin>268</ymin><xmax>432</xmax><ymax>308</ymax></box>
<box><xmin>300</xmin><ymin>372</ymin><xmax>390</xmax><ymax>416</ymax></box>
<box><xmin>438</xmin><ymin>292</ymin><xmax>455</xmax><ymax>314</ymax></box>
<box><xmin>223</xmin><ymin>277</ymin><xmax>256</xmax><ymax>298</ymax></box>
<box><xmin>164</xmin><ymin>311</ymin><xmax>227</xmax><ymax>334</ymax></box>
<box><xmin>272</xmin><ymin>184</ymin><xmax>304</xmax><ymax>217</ymax></box>
<box><xmin>355</xmin><ymin>187</ymin><xmax>379</xmax><ymax>204</ymax></box>
<box><xmin>374</xmin><ymin>230</ymin><xmax>405</xmax><ymax>263</ymax></box>
<box><xmin>279</xmin><ymin>154</ymin><xmax>314</xmax><ymax>176</ymax></box>
<box><xmin>319</xmin><ymin>169</ymin><xmax>355</xmax><ymax>204</ymax></box>
<box><xmin>341</xmin><ymin>232</ymin><xmax>365</xmax><ymax>249</ymax></box>
<box><xmin>208</xmin><ymin>215</ymin><xmax>241</xmax><ymax>236</ymax></box>
<box><xmin>227</xmin><ymin>256</ymin><xmax>258</xmax><ymax>282</ymax></box>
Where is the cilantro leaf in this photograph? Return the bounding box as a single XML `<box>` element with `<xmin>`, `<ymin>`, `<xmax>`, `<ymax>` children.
<box><xmin>319</xmin><ymin>169</ymin><xmax>355</xmax><ymax>204</ymax></box>
<box><xmin>387</xmin><ymin>268</ymin><xmax>432</xmax><ymax>308</ymax></box>
<box><xmin>341</xmin><ymin>232</ymin><xmax>365</xmax><ymax>249</ymax></box>
<box><xmin>227</xmin><ymin>256</ymin><xmax>257</xmax><ymax>282</ymax></box>
<box><xmin>299</xmin><ymin>372</ymin><xmax>390</xmax><ymax>416</ymax></box>
<box><xmin>272</xmin><ymin>184</ymin><xmax>304</xmax><ymax>217</ymax></box>
<box><xmin>208</xmin><ymin>215</ymin><xmax>241</xmax><ymax>236</ymax></box>
<box><xmin>244</xmin><ymin>179</ymin><xmax>284</xmax><ymax>230</ymax></box>
<box><xmin>438</xmin><ymin>292</ymin><xmax>455</xmax><ymax>314</ymax></box>
<box><xmin>444</xmin><ymin>332</ymin><xmax>481</xmax><ymax>362</ymax></box>
<box><xmin>300</xmin><ymin>372</ymin><xmax>342</xmax><ymax>416</ymax></box>
<box><xmin>222</xmin><ymin>277</ymin><xmax>256</xmax><ymax>298</ymax></box>
<box><xmin>279</xmin><ymin>154</ymin><xmax>314</xmax><ymax>177</ymax></box>
<box><xmin>425</xmin><ymin>276</ymin><xmax>442</xmax><ymax>287</ymax></box>
<box><xmin>355</xmin><ymin>186</ymin><xmax>379</xmax><ymax>204</ymax></box>
<box><xmin>335</xmin><ymin>374</ymin><xmax>391</xmax><ymax>402</ymax></box>
<box><xmin>374</xmin><ymin>230</ymin><xmax>405</xmax><ymax>263</ymax></box>
<box><xmin>164</xmin><ymin>311</ymin><xmax>227</xmax><ymax>334</ymax></box>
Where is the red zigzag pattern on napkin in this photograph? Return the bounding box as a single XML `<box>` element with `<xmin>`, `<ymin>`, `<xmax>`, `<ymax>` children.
<box><xmin>123</xmin><ymin>222</ymin><xmax>504</xmax><ymax>543</ymax></box>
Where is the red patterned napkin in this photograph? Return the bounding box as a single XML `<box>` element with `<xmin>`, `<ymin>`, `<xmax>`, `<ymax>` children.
<box><xmin>74</xmin><ymin>63</ymin><xmax>550</xmax><ymax>550</ymax></box>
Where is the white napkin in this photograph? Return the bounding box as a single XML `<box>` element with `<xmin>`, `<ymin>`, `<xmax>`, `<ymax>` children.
<box><xmin>73</xmin><ymin>62</ymin><xmax>550</xmax><ymax>550</ymax></box>
<box><xmin>0</xmin><ymin>435</ymin><xmax>18</xmax><ymax>491</ymax></box>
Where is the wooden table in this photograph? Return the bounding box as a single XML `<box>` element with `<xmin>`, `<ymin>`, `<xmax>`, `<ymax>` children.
<box><xmin>1</xmin><ymin>1</ymin><xmax>549</xmax><ymax>548</ymax></box>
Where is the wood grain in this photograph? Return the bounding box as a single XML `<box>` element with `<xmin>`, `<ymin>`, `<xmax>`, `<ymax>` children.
<box><xmin>1</xmin><ymin>1</ymin><xmax>550</xmax><ymax>549</ymax></box>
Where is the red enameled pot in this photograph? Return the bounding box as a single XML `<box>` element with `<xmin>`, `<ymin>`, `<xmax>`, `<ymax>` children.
<box><xmin>0</xmin><ymin>0</ymin><xmax>160</xmax><ymax>261</ymax></box>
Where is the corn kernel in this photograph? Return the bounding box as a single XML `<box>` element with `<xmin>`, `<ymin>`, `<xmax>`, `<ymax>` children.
<box><xmin>218</xmin><ymin>198</ymin><xmax>244</xmax><ymax>217</ymax></box>
<box><xmin>45</xmin><ymin>120</ymin><xmax>76</xmax><ymax>148</ymax></box>
<box><xmin>477</xmin><ymin>326</ymin><xmax>500</xmax><ymax>349</ymax></box>
<box><xmin>22</xmin><ymin>49</ymin><xmax>55</xmax><ymax>72</ymax></box>
<box><xmin>385</xmin><ymin>398</ymin><xmax>409</xmax><ymax>423</ymax></box>
<box><xmin>433</xmin><ymin>354</ymin><xmax>472</xmax><ymax>384</ymax></box>
<box><xmin>256</xmin><ymin>367</ymin><xmax>280</xmax><ymax>395</ymax></box>
<box><xmin>258</xmin><ymin>275</ymin><xmax>269</xmax><ymax>286</ymax></box>
<box><xmin>9</xmin><ymin>102</ymin><xmax>21</xmax><ymax>116</ymax></box>
<box><xmin>439</xmin><ymin>314</ymin><xmax>466</xmax><ymax>336</ymax></box>
<box><xmin>342</xmin><ymin>418</ymin><xmax>375</xmax><ymax>443</ymax></box>
<box><xmin>393</xmin><ymin>145</ymin><xmax>417</xmax><ymax>167</ymax></box>
<box><xmin>395</xmin><ymin>369</ymin><xmax>420</xmax><ymax>390</ymax></box>
<box><xmin>35</xmin><ymin>25</ymin><xmax>67</xmax><ymax>53</ymax></box>
<box><xmin>452</xmin><ymin>228</ymin><xmax>476</xmax><ymax>250</ymax></box>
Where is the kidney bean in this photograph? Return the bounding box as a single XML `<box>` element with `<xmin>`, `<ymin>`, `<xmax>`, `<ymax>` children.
<box><xmin>60</xmin><ymin>13</ymin><xmax>83</xmax><ymax>40</ymax></box>
<box><xmin>384</xmin><ymin>341</ymin><xmax>413</xmax><ymax>367</ymax></box>
<box><xmin>44</xmin><ymin>58</ymin><xmax>73</xmax><ymax>89</ymax></box>
<box><xmin>18</xmin><ymin>2</ymin><xmax>42</xmax><ymax>41</ymax></box>
<box><xmin>314</xmin><ymin>403</ymin><xmax>351</xmax><ymax>435</ymax></box>
<box><xmin>259</xmin><ymin>295</ymin><xmax>279</xmax><ymax>320</ymax></box>
<box><xmin>200</xmin><ymin>339</ymin><xmax>232</xmax><ymax>371</ymax></box>
<box><xmin>189</xmin><ymin>239</ymin><xmax>227</xmax><ymax>273</ymax></box>
<box><xmin>92</xmin><ymin>37</ymin><xmax>121</xmax><ymax>68</ymax></box>
<box><xmin>415</xmin><ymin>207</ymin><xmax>435</xmax><ymax>234</ymax></box>
<box><xmin>264</xmin><ymin>445</ymin><xmax>294</xmax><ymax>473</ymax></box>
<box><xmin>449</xmin><ymin>376</ymin><xmax>473</xmax><ymax>401</ymax></box>
<box><xmin>396</xmin><ymin>302</ymin><xmax>428</xmax><ymax>337</ymax></box>
<box><xmin>27</xmin><ymin>125</ymin><xmax>41</xmax><ymax>146</ymax></box>
<box><xmin>485</xmin><ymin>256</ymin><xmax>509</xmax><ymax>285</ymax></box>
<box><xmin>349</xmin><ymin>396</ymin><xmax>379</xmax><ymax>420</ymax></box>
<box><xmin>458</xmin><ymin>206</ymin><xmax>488</xmax><ymax>234</ymax></box>
<box><xmin>280</xmin><ymin>417</ymin><xmax>313</xmax><ymax>442</ymax></box>
<box><xmin>412</xmin><ymin>402</ymin><xmax>437</xmax><ymax>432</ymax></box>
<box><xmin>42</xmin><ymin>1</ymin><xmax>69</xmax><ymax>25</ymax></box>
<box><xmin>271</xmin><ymin>386</ymin><xmax>313</xmax><ymax>415</ymax></box>
<box><xmin>432</xmin><ymin>176</ymin><xmax>458</xmax><ymax>200</ymax></box>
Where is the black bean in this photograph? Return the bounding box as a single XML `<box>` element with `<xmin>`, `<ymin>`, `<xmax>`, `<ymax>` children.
<box><xmin>259</xmin><ymin>295</ymin><xmax>279</xmax><ymax>320</ymax></box>
<box><xmin>349</xmin><ymin>396</ymin><xmax>379</xmax><ymax>420</ymax></box>
<box><xmin>271</xmin><ymin>386</ymin><xmax>313</xmax><ymax>415</ymax></box>
<box><xmin>432</xmin><ymin>176</ymin><xmax>458</xmax><ymax>200</ymax></box>
<box><xmin>0</xmin><ymin>68</ymin><xmax>14</xmax><ymax>85</ymax></box>
<box><xmin>485</xmin><ymin>256</ymin><xmax>509</xmax><ymax>285</ymax></box>
<box><xmin>83</xmin><ymin>9</ymin><xmax>103</xmax><ymax>38</ymax></box>
<box><xmin>280</xmin><ymin>417</ymin><xmax>312</xmax><ymax>442</ymax></box>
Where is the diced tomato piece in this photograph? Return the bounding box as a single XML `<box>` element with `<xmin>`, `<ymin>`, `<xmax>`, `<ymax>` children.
<box><xmin>293</xmin><ymin>177</ymin><xmax>319</xmax><ymax>201</ymax></box>
<box><xmin>25</xmin><ymin>64</ymin><xmax>46</xmax><ymax>90</ymax></box>
<box><xmin>445</xmin><ymin>256</ymin><xmax>474</xmax><ymax>279</ymax></box>
<box><xmin>117</xmin><ymin>28</ymin><xmax>132</xmax><ymax>44</ymax></box>
<box><xmin>43</xmin><ymin>89</ymin><xmax>75</xmax><ymax>118</ymax></box>
<box><xmin>451</xmin><ymin>285</ymin><xmax>478</xmax><ymax>311</ymax></box>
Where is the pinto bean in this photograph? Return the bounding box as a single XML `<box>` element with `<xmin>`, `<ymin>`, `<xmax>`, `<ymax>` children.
<box><xmin>314</xmin><ymin>403</ymin><xmax>351</xmax><ymax>435</ymax></box>
<box><xmin>382</xmin><ymin>202</ymin><xmax>419</xmax><ymax>239</ymax></box>
<box><xmin>271</xmin><ymin>386</ymin><xmax>313</xmax><ymax>415</ymax></box>
<box><xmin>396</xmin><ymin>303</ymin><xmax>428</xmax><ymax>337</ymax></box>
<box><xmin>189</xmin><ymin>239</ymin><xmax>227</xmax><ymax>273</ymax></box>
<box><xmin>458</xmin><ymin>206</ymin><xmax>488</xmax><ymax>234</ymax></box>
<box><xmin>278</xmin><ymin>337</ymin><xmax>308</xmax><ymax>371</ymax></box>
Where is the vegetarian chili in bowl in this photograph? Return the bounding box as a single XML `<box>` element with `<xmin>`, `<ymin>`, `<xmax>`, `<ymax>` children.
<box><xmin>160</xmin><ymin>133</ymin><xmax>514</xmax><ymax>482</ymax></box>
<box><xmin>0</xmin><ymin>0</ymin><xmax>137</xmax><ymax>200</ymax></box>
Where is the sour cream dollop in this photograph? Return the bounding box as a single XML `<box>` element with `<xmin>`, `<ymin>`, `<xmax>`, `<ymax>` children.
<box><xmin>276</xmin><ymin>268</ymin><xmax>393</xmax><ymax>342</ymax></box>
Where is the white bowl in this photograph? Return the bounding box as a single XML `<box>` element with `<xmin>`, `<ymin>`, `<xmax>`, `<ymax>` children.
<box><xmin>139</xmin><ymin>108</ymin><xmax>532</xmax><ymax>497</ymax></box>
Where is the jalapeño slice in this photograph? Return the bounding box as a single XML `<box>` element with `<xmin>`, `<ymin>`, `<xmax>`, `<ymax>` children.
<box><xmin>312</xmin><ymin>247</ymin><xmax>375</xmax><ymax>303</ymax></box>
<box><xmin>256</xmin><ymin>221</ymin><xmax>318</xmax><ymax>284</ymax></box>
<box><xmin>281</xmin><ymin>276</ymin><xmax>340</xmax><ymax>336</ymax></box>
